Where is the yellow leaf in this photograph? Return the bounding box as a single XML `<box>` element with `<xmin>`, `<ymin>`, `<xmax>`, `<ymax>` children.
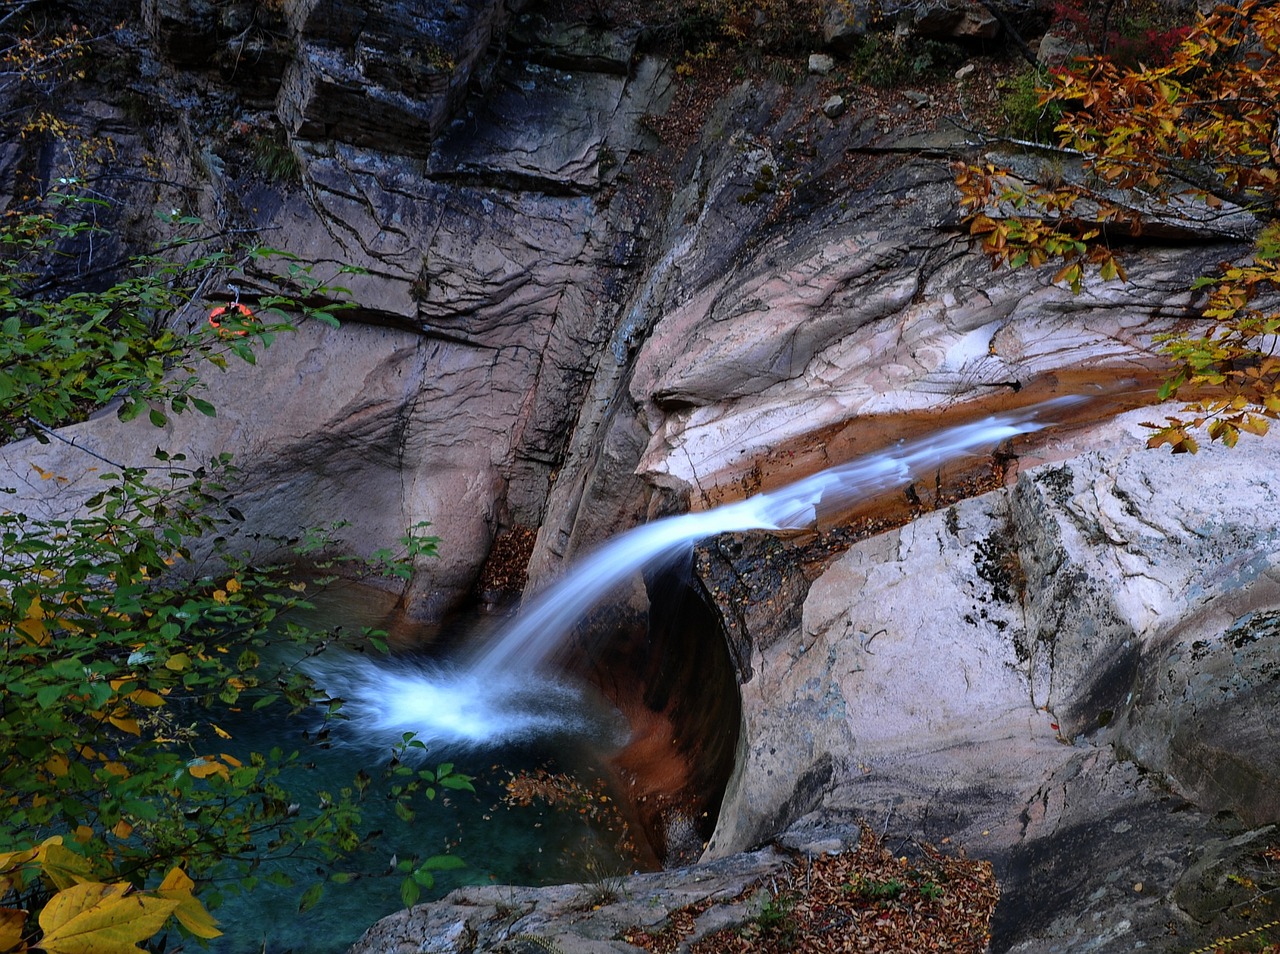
<box><xmin>46</xmin><ymin>754</ymin><xmax>69</xmax><ymax>778</ymax></box>
<box><xmin>0</xmin><ymin>845</ymin><xmax>42</xmax><ymax>874</ymax></box>
<box><xmin>969</xmin><ymin>214</ymin><xmax>998</xmax><ymax>235</ymax></box>
<box><xmin>38</xmin><ymin>882</ymin><xmax>178</xmax><ymax>954</ymax></box>
<box><xmin>127</xmin><ymin>690</ymin><xmax>165</xmax><ymax>708</ymax></box>
<box><xmin>156</xmin><ymin>869</ymin><xmax>221</xmax><ymax>940</ymax></box>
<box><xmin>288</xmin><ymin>581</ymin><xmax>307</xmax><ymax>592</ymax></box>
<box><xmin>1241</xmin><ymin>415</ymin><xmax>1271</xmax><ymax>436</ymax></box>
<box><xmin>15</xmin><ymin>616</ymin><xmax>48</xmax><ymax>646</ymax></box>
<box><xmin>219</xmin><ymin>753</ymin><xmax>242</xmax><ymax>768</ymax></box>
<box><xmin>111</xmin><ymin>820</ymin><xmax>133</xmax><ymax>840</ymax></box>
<box><xmin>73</xmin><ymin>827</ymin><xmax>93</xmax><ymax>845</ymax></box>
<box><xmin>0</xmin><ymin>844</ymin><xmax>42</xmax><ymax>897</ymax></box>
<box><xmin>37</xmin><ymin>843</ymin><xmax>94</xmax><ymax>891</ymax></box>
<box><xmin>163</xmin><ymin>653</ymin><xmax>191</xmax><ymax>672</ymax></box>
<box><xmin>108</xmin><ymin>716</ymin><xmax>140</xmax><ymax>736</ymax></box>
<box><xmin>224</xmin><ymin>578</ymin><xmax>241</xmax><ymax>594</ymax></box>
<box><xmin>187</xmin><ymin>760</ymin><xmax>229</xmax><ymax>782</ymax></box>
<box><xmin>211</xmin><ymin>724</ymin><xmax>231</xmax><ymax>740</ymax></box>
<box><xmin>211</xmin><ymin>590</ymin><xmax>228</xmax><ymax>604</ymax></box>
<box><xmin>0</xmin><ymin>906</ymin><xmax>27</xmax><ymax>952</ymax></box>
<box><xmin>156</xmin><ymin>869</ymin><xmax>193</xmax><ymax>894</ymax></box>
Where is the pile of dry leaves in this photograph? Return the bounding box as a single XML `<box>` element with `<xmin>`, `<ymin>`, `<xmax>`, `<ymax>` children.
<box><xmin>622</xmin><ymin>829</ymin><xmax>999</xmax><ymax>953</ymax></box>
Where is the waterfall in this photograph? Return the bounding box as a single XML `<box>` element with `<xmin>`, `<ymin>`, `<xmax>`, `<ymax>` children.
<box><xmin>467</xmin><ymin>399</ymin><xmax>1076</xmax><ymax>676</ymax></box>
<box><xmin>311</xmin><ymin>398</ymin><xmax>1078</xmax><ymax>750</ymax></box>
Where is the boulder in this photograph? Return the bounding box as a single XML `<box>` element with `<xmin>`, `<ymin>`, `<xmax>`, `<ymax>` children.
<box><xmin>820</xmin><ymin>0</ymin><xmax>1001</xmax><ymax>44</ymax></box>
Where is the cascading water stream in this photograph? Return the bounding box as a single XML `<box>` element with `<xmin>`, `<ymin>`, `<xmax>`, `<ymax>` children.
<box><xmin>467</xmin><ymin>398</ymin><xmax>1078</xmax><ymax>675</ymax></box>
<box><xmin>309</xmin><ymin>397</ymin><xmax>1080</xmax><ymax>751</ymax></box>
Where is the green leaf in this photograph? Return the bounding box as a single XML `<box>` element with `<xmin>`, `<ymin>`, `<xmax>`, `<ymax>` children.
<box><xmin>192</xmin><ymin>398</ymin><xmax>216</xmax><ymax>417</ymax></box>
<box><xmin>147</xmin><ymin>407</ymin><xmax>167</xmax><ymax>428</ymax></box>
<box><xmin>400</xmin><ymin>878</ymin><xmax>420</xmax><ymax>909</ymax></box>
<box><xmin>411</xmin><ymin>869</ymin><xmax>435</xmax><ymax>888</ymax></box>
<box><xmin>298</xmin><ymin>883</ymin><xmax>323</xmax><ymax>914</ymax></box>
<box><xmin>418</xmin><ymin>854</ymin><xmax>466</xmax><ymax>872</ymax></box>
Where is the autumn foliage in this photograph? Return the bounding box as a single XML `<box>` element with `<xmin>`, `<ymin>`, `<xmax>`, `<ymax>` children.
<box><xmin>957</xmin><ymin>0</ymin><xmax>1280</xmax><ymax>452</ymax></box>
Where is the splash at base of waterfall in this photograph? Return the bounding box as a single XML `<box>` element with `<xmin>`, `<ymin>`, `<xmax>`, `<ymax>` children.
<box><xmin>306</xmin><ymin>653</ymin><xmax>628</xmax><ymax>752</ymax></box>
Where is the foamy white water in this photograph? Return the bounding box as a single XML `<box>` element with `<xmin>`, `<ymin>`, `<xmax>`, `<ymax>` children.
<box><xmin>308</xmin><ymin>654</ymin><xmax>627</xmax><ymax>752</ymax></box>
<box><xmin>313</xmin><ymin>398</ymin><xmax>1079</xmax><ymax>750</ymax></box>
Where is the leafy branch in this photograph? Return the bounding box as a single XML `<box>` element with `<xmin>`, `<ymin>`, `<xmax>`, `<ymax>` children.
<box><xmin>954</xmin><ymin>0</ymin><xmax>1280</xmax><ymax>452</ymax></box>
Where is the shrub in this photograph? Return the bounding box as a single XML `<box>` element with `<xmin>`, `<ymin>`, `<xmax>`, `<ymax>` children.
<box><xmin>0</xmin><ymin>194</ymin><xmax>463</xmax><ymax>952</ymax></box>
<box><xmin>997</xmin><ymin>67</ymin><xmax>1063</xmax><ymax>142</ymax></box>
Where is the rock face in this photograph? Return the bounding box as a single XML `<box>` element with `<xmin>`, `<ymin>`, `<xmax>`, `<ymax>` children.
<box><xmin>0</xmin><ymin>4</ymin><xmax>673</xmax><ymax>622</ymax></box>
<box><xmin>702</xmin><ymin>410</ymin><xmax>1280</xmax><ymax>950</ymax></box>
<box><xmin>3</xmin><ymin>3</ymin><xmax>1279</xmax><ymax>953</ymax></box>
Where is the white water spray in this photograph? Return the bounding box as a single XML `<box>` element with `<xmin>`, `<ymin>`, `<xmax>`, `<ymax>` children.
<box><xmin>312</xmin><ymin>398</ymin><xmax>1079</xmax><ymax>750</ymax></box>
<box><xmin>308</xmin><ymin>656</ymin><xmax>627</xmax><ymax>751</ymax></box>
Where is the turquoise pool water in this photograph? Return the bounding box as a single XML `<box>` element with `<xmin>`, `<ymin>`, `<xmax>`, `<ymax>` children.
<box><xmin>187</xmin><ymin>588</ymin><xmax>635</xmax><ymax>954</ymax></box>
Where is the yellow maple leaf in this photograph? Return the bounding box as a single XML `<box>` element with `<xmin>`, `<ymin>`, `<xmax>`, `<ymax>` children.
<box><xmin>38</xmin><ymin>882</ymin><xmax>177</xmax><ymax>954</ymax></box>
